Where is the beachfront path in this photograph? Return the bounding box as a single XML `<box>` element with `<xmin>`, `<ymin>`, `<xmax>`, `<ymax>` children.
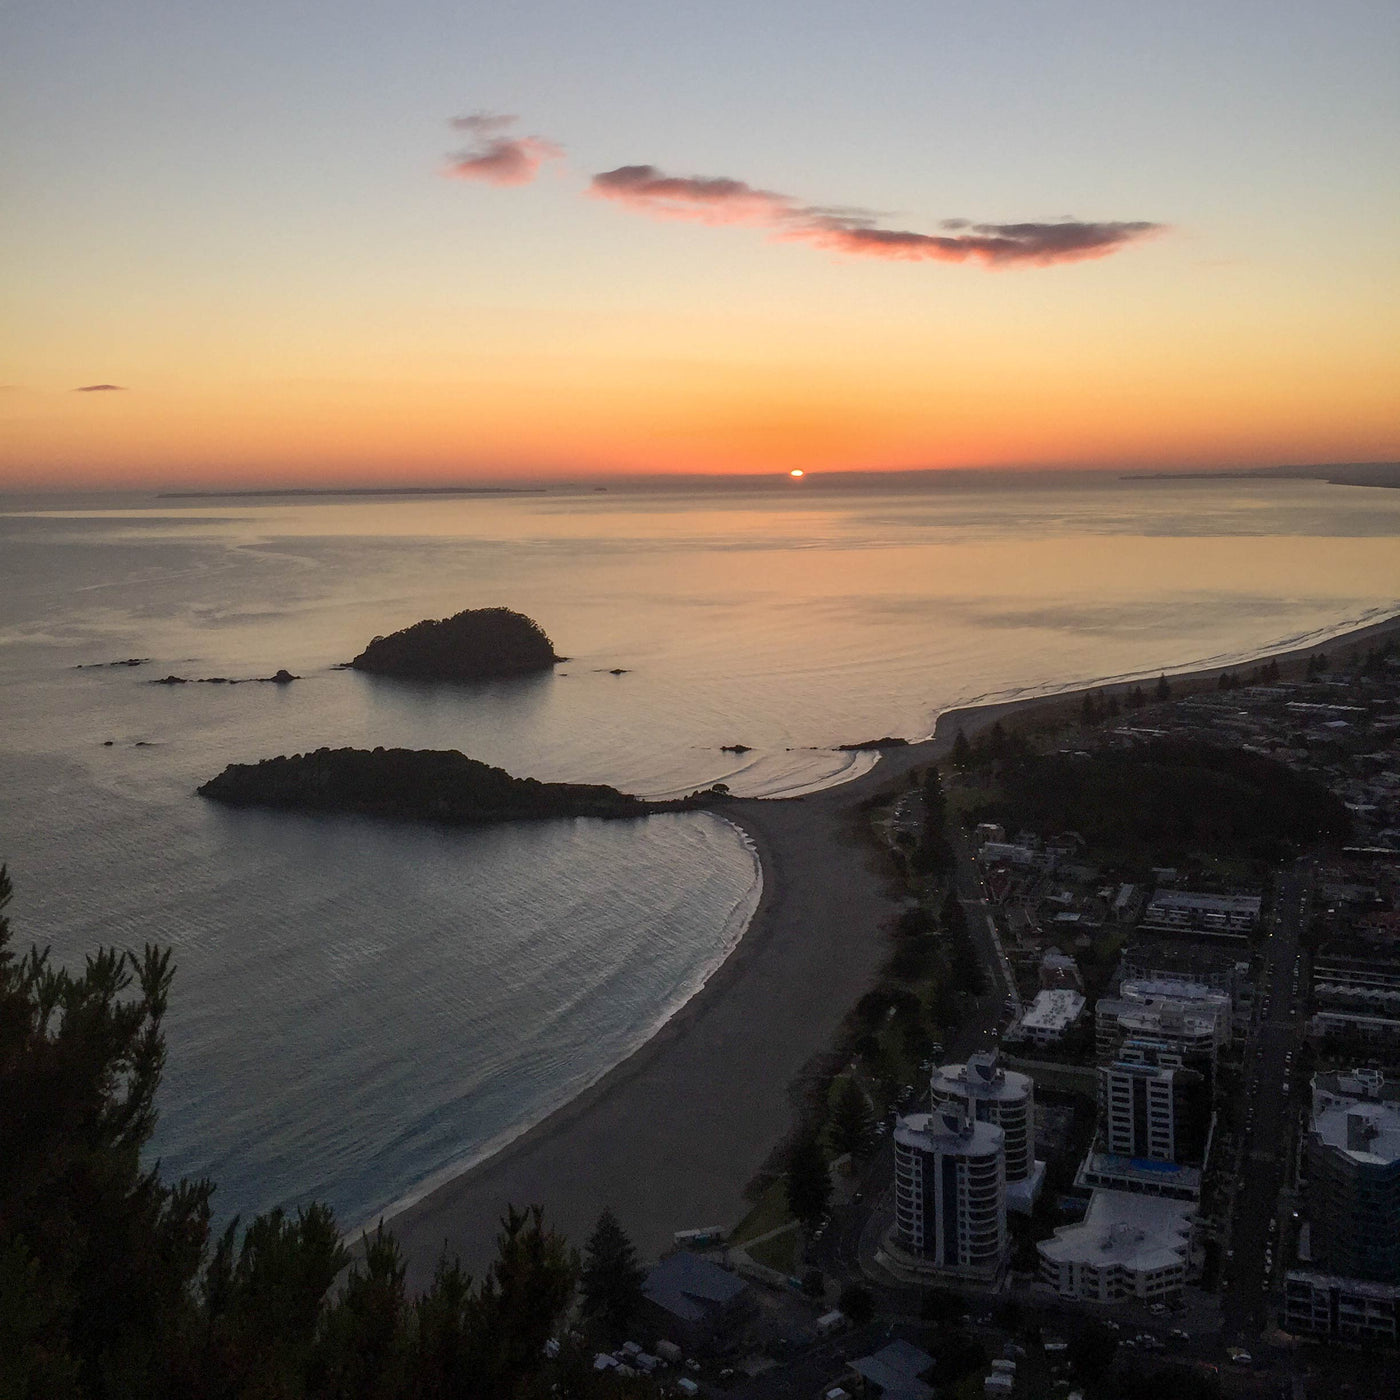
<box><xmin>389</xmin><ymin>743</ymin><xmax>935</xmax><ymax>1289</ymax></box>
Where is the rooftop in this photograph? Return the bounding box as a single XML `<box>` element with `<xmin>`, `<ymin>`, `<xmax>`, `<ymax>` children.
<box><xmin>642</xmin><ymin>1252</ymin><xmax>748</xmax><ymax>1324</ymax></box>
<box><xmin>1039</xmin><ymin>1190</ymin><xmax>1192</xmax><ymax>1274</ymax></box>
<box><xmin>896</xmin><ymin>1110</ymin><xmax>1004</xmax><ymax>1158</ymax></box>
<box><xmin>931</xmin><ymin>1051</ymin><xmax>1032</xmax><ymax>1103</ymax></box>
<box><xmin>1312</xmin><ymin>1073</ymin><xmax>1400</xmax><ymax>1167</ymax></box>
<box><xmin>1018</xmin><ymin>989</ymin><xmax>1085</xmax><ymax>1033</ymax></box>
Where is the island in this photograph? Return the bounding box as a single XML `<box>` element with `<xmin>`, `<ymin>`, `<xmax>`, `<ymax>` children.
<box><xmin>349</xmin><ymin>607</ymin><xmax>561</xmax><ymax>682</ymax></box>
<box><xmin>198</xmin><ymin>747</ymin><xmax>709</xmax><ymax>823</ymax></box>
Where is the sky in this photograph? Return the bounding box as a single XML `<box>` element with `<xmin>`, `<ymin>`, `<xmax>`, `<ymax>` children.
<box><xmin>2</xmin><ymin>0</ymin><xmax>1398</xmax><ymax>487</ymax></box>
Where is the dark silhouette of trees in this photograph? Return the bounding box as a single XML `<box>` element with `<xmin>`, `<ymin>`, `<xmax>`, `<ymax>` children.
<box><xmin>828</xmin><ymin>1077</ymin><xmax>874</xmax><ymax>1159</ymax></box>
<box><xmin>785</xmin><ymin>1132</ymin><xmax>831</xmax><ymax>1228</ymax></box>
<box><xmin>1154</xmin><ymin>674</ymin><xmax>1172</xmax><ymax>701</ymax></box>
<box><xmin>0</xmin><ymin>866</ymin><xmax>631</xmax><ymax>1400</ymax></box>
<box><xmin>837</xmin><ymin>1282</ymin><xmax>874</xmax><ymax>1326</ymax></box>
<box><xmin>950</xmin><ymin>730</ymin><xmax>971</xmax><ymax>768</ymax></box>
<box><xmin>580</xmin><ymin>1209</ymin><xmax>645</xmax><ymax>1344</ymax></box>
<box><xmin>351</xmin><ymin>607</ymin><xmax>559</xmax><ymax>681</ymax></box>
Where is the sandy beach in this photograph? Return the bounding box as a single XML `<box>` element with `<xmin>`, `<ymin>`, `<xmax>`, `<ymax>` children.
<box><xmin>389</xmin><ymin>609</ymin><xmax>1400</xmax><ymax>1286</ymax></box>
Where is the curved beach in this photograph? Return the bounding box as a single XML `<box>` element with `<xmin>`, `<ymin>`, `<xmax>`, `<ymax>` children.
<box><xmin>389</xmin><ymin>610</ymin><xmax>1400</xmax><ymax>1286</ymax></box>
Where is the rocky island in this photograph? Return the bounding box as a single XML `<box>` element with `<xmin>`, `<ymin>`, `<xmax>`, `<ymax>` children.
<box><xmin>198</xmin><ymin>747</ymin><xmax>708</xmax><ymax>824</ymax></box>
<box><xmin>349</xmin><ymin>607</ymin><xmax>561</xmax><ymax>682</ymax></box>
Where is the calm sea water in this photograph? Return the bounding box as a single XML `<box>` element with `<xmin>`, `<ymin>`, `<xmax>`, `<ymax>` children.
<box><xmin>1</xmin><ymin>474</ymin><xmax>1396</xmax><ymax>1228</ymax></box>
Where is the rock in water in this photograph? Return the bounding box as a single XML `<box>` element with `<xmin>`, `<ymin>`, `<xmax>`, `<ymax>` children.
<box><xmin>349</xmin><ymin>608</ymin><xmax>561</xmax><ymax>682</ymax></box>
<box><xmin>197</xmin><ymin>747</ymin><xmax>696</xmax><ymax>824</ymax></box>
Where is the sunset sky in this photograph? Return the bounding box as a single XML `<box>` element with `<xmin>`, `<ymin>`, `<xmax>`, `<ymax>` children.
<box><xmin>2</xmin><ymin>0</ymin><xmax>1397</xmax><ymax>487</ymax></box>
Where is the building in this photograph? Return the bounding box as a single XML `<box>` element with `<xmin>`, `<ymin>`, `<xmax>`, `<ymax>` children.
<box><xmin>639</xmin><ymin>1252</ymin><xmax>753</xmax><ymax>1350</ymax></box>
<box><xmin>1039</xmin><ymin>948</ymin><xmax>1083</xmax><ymax>991</ymax></box>
<box><xmin>1037</xmin><ymin>1190</ymin><xmax>1193</xmax><ymax>1303</ymax></box>
<box><xmin>1013</xmin><ymin>989</ymin><xmax>1086</xmax><ymax>1046</ymax></box>
<box><xmin>1284</xmin><ymin>1270</ymin><xmax>1400</xmax><ymax>1342</ymax></box>
<box><xmin>1141</xmin><ymin>890</ymin><xmax>1260</xmax><ymax>937</ymax></box>
<box><xmin>1099</xmin><ymin>1043</ymin><xmax>1208</xmax><ymax>1166</ymax></box>
<box><xmin>1304</xmin><ymin>1070</ymin><xmax>1400</xmax><ymax>1283</ymax></box>
<box><xmin>888</xmin><ymin>1105</ymin><xmax>1008</xmax><ymax>1285</ymax></box>
<box><xmin>1095</xmin><ymin>978</ymin><xmax>1232</xmax><ymax>1066</ymax></box>
<box><xmin>843</xmin><ymin>1340</ymin><xmax>936</xmax><ymax>1400</ymax></box>
<box><xmin>930</xmin><ymin>1051</ymin><xmax>1042</xmax><ymax>1210</ymax></box>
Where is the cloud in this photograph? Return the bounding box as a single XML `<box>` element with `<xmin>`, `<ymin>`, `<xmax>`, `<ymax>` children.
<box><xmin>447</xmin><ymin>114</ymin><xmax>1162</xmax><ymax>268</ymax></box>
<box><xmin>74</xmin><ymin>383</ymin><xmax>127</xmax><ymax>392</ymax></box>
<box><xmin>589</xmin><ymin>165</ymin><xmax>798</xmax><ymax>226</ymax></box>
<box><xmin>445</xmin><ymin>112</ymin><xmax>562</xmax><ymax>186</ymax></box>
<box><xmin>588</xmin><ymin>162</ymin><xmax>1160</xmax><ymax>267</ymax></box>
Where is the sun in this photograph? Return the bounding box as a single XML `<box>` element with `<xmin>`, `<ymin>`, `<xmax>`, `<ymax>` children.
<box><xmin>789</xmin><ymin>469</ymin><xmax>805</xmax><ymax>478</ymax></box>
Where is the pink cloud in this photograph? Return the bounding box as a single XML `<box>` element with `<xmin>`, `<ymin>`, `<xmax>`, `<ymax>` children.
<box><xmin>588</xmin><ymin>162</ymin><xmax>1161</xmax><ymax>267</ymax></box>
<box><xmin>444</xmin><ymin>112</ymin><xmax>562</xmax><ymax>187</ymax></box>
<box><xmin>589</xmin><ymin>165</ymin><xmax>796</xmax><ymax>226</ymax></box>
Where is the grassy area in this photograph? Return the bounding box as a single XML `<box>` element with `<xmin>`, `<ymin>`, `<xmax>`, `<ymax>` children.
<box><xmin>746</xmin><ymin>1226</ymin><xmax>799</xmax><ymax>1275</ymax></box>
<box><xmin>730</xmin><ymin>1178</ymin><xmax>792</xmax><ymax>1247</ymax></box>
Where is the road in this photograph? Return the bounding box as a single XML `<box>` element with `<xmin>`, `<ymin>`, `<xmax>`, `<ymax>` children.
<box><xmin>1221</xmin><ymin>860</ymin><xmax>1313</xmax><ymax>1340</ymax></box>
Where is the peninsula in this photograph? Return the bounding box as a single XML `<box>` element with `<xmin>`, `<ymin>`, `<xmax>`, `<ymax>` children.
<box><xmin>198</xmin><ymin>747</ymin><xmax>704</xmax><ymax>823</ymax></box>
<box><xmin>349</xmin><ymin>607</ymin><xmax>560</xmax><ymax>681</ymax></box>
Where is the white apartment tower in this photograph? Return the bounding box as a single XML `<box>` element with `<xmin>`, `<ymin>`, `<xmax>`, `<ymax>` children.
<box><xmin>1099</xmin><ymin>1042</ymin><xmax>1208</xmax><ymax>1165</ymax></box>
<box><xmin>891</xmin><ymin>1105</ymin><xmax>1008</xmax><ymax>1285</ymax></box>
<box><xmin>929</xmin><ymin>1051</ymin><xmax>1036</xmax><ymax>1183</ymax></box>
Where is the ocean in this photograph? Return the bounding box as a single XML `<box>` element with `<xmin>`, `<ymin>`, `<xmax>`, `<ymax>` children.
<box><xmin>2</xmin><ymin>473</ymin><xmax>1396</xmax><ymax>1230</ymax></box>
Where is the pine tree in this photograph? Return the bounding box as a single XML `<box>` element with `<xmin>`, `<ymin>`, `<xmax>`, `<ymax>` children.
<box><xmin>785</xmin><ymin>1132</ymin><xmax>831</xmax><ymax>1228</ymax></box>
<box><xmin>828</xmin><ymin>1077</ymin><xmax>874</xmax><ymax>1159</ymax></box>
<box><xmin>951</xmin><ymin>729</ymin><xmax>971</xmax><ymax>769</ymax></box>
<box><xmin>1154</xmin><ymin>674</ymin><xmax>1171</xmax><ymax>702</ymax></box>
<box><xmin>580</xmin><ymin>1208</ymin><xmax>645</xmax><ymax>1344</ymax></box>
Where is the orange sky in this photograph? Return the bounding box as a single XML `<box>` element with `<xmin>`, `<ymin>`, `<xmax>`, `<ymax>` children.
<box><xmin>3</xmin><ymin>1</ymin><xmax>1397</xmax><ymax>489</ymax></box>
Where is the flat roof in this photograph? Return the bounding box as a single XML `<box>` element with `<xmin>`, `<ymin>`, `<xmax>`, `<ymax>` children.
<box><xmin>1018</xmin><ymin>989</ymin><xmax>1085</xmax><ymax>1032</ymax></box>
<box><xmin>1038</xmin><ymin>1190</ymin><xmax>1193</xmax><ymax>1273</ymax></box>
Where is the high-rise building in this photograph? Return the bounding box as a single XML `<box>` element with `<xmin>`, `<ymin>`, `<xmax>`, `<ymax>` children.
<box><xmin>889</xmin><ymin>1105</ymin><xmax>1007</xmax><ymax>1285</ymax></box>
<box><xmin>1304</xmin><ymin>1070</ymin><xmax>1400</xmax><ymax>1284</ymax></box>
<box><xmin>1098</xmin><ymin>1041</ymin><xmax>1208</xmax><ymax>1166</ymax></box>
<box><xmin>930</xmin><ymin>1051</ymin><xmax>1036</xmax><ymax>1184</ymax></box>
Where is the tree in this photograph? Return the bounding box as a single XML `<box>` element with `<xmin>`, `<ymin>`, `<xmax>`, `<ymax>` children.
<box><xmin>828</xmin><ymin>1077</ymin><xmax>874</xmax><ymax>1158</ymax></box>
<box><xmin>785</xmin><ymin>1132</ymin><xmax>831</xmax><ymax>1228</ymax></box>
<box><xmin>0</xmin><ymin>867</ymin><xmax>601</xmax><ymax>1400</ymax></box>
<box><xmin>579</xmin><ymin>1208</ymin><xmax>644</xmax><ymax>1344</ymax></box>
<box><xmin>950</xmin><ymin>729</ymin><xmax>971</xmax><ymax>769</ymax></box>
<box><xmin>837</xmin><ymin>1282</ymin><xmax>874</xmax><ymax>1326</ymax></box>
<box><xmin>1155</xmin><ymin>674</ymin><xmax>1172</xmax><ymax>701</ymax></box>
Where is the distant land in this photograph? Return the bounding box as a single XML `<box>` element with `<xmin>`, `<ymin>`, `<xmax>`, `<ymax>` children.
<box><xmin>1124</xmin><ymin>461</ymin><xmax>1400</xmax><ymax>489</ymax></box>
<box><xmin>197</xmin><ymin>747</ymin><xmax>706</xmax><ymax>823</ymax></box>
<box><xmin>158</xmin><ymin>486</ymin><xmax>547</xmax><ymax>498</ymax></box>
<box><xmin>349</xmin><ymin>607</ymin><xmax>561</xmax><ymax>682</ymax></box>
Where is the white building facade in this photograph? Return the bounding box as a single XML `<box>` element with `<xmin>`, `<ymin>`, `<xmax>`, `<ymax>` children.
<box><xmin>891</xmin><ymin>1107</ymin><xmax>1007</xmax><ymax>1285</ymax></box>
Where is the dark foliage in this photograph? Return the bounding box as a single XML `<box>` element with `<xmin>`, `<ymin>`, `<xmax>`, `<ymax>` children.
<box><xmin>784</xmin><ymin>1133</ymin><xmax>831</xmax><ymax>1228</ymax></box>
<box><xmin>350</xmin><ymin>607</ymin><xmax>559</xmax><ymax>681</ymax></box>
<box><xmin>969</xmin><ymin>739</ymin><xmax>1349</xmax><ymax>865</ymax></box>
<box><xmin>198</xmin><ymin>747</ymin><xmax>687</xmax><ymax>825</ymax></box>
<box><xmin>828</xmin><ymin>1077</ymin><xmax>874</xmax><ymax>1159</ymax></box>
<box><xmin>580</xmin><ymin>1209</ymin><xmax>645</xmax><ymax>1344</ymax></box>
<box><xmin>837</xmin><ymin>1283</ymin><xmax>874</xmax><ymax>1326</ymax></box>
<box><xmin>0</xmin><ymin>866</ymin><xmax>650</xmax><ymax>1400</ymax></box>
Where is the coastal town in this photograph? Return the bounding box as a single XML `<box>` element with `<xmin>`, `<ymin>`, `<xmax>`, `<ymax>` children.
<box><xmin>579</xmin><ymin>633</ymin><xmax>1400</xmax><ymax>1399</ymax></box>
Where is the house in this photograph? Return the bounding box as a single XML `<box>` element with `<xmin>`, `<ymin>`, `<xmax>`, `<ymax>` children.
<box><xmin>844</xmin><ymin>1339</ymin><xmax>936</xmax><ymax>1399</ymax></box>
<box><xmin>639</xmin><ymin>1252</ymin><xmax>753</xmax><ymax>1350</ymax></box>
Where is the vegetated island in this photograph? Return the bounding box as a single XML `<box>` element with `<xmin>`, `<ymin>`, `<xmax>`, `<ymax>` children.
<box><xmin>348</xmin><ymin>607</ymin><xmax>561</xmax><ymax>682</ymax></box>
<box><xmin>198</xmin><ymin>747</ymin><xmax>712</xmax><ymax>823</ymax></box>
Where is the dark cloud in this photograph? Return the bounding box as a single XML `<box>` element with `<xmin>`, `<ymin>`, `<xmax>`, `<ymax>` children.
<box><xmin>444</xmin><ymin>111</ymin><xmax>562</xmax><ymax>186</ymax></box>
<box><xmin>74</xmin><ymin>384</ymin><xmax>127</xmax><ymax>392</ymax></box>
